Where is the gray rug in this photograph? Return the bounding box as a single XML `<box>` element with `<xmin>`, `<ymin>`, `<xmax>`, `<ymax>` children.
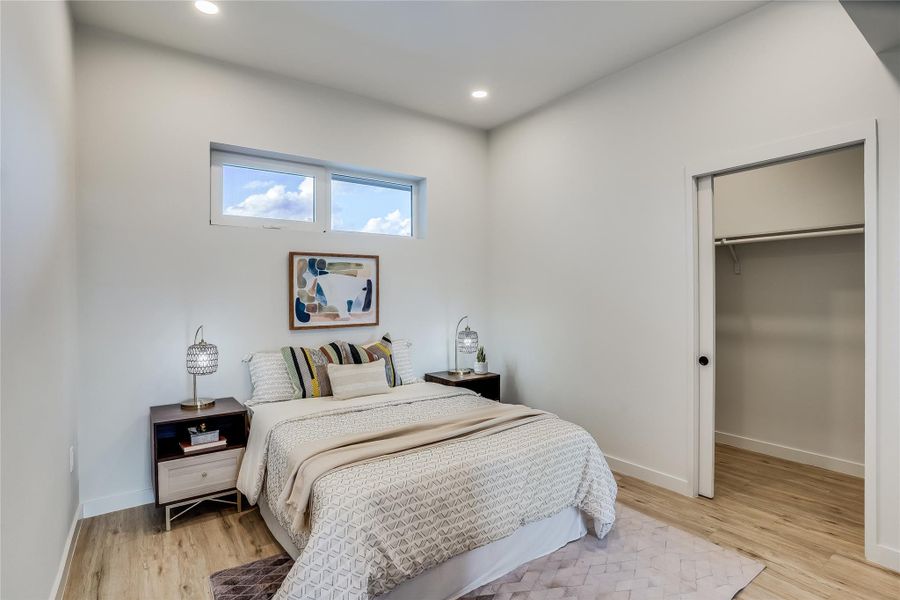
<box><xmin>210</xmin><ymin>504</ymin><xmax>763</xmax><ymax>600</ymax></box>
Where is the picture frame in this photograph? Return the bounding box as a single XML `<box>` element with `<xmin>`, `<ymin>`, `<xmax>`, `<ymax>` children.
<box><xmin>288</xmin><ymin>252</ymin><xmax>380</xmax><ymax>330</ymax></box>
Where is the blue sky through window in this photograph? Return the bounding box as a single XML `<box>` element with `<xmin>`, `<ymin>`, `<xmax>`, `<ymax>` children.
<box><xmin>221</xmin><ymin>164</ymin><xmax>413</xmax><ymax>236</ymax></box>
<box><xmin>222</xmin><ymin>164</ymin><xmax>314</xmax><ymax>221</ymax></box>
<box><xmin>332</xmin><ymin>176</ymin><xmax>412</xmax><ymax>236</ymax></box>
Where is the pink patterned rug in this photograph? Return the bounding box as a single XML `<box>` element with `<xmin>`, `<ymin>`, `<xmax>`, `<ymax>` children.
<box><xmin>210</xmin><ymin>503</ymin><xmax>764</xmax><ymax>600</ymax></box>
<box><xmin>462</xmin><ymin>503</ymin><xmax>764</xmax><ymax>599</ymax></box>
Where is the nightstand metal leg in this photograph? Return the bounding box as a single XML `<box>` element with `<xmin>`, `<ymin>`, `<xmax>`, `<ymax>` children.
<box><xmin>162</xmin><ymin>489</ymin><xmax>242</xmax><ymax>531</ymax></box>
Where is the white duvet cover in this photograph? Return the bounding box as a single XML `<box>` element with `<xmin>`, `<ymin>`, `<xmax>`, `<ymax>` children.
<box><xmin>237</xmin><ymin>382</ymin><xmax>618</xmax><ymax>600</ymax></box>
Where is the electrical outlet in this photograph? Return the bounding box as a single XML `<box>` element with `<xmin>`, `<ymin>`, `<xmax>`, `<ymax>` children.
<box><xmin>69</xmin><ymin>445</ymin><xmax>75</xmax><ymax>473</ymax></box>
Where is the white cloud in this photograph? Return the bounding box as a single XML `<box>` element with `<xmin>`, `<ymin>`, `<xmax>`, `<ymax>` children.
<box><xmin>361</xmin><ymin>209</ymin><xmax>411</xmax><ymax>236</ymax></box>
<box><xmin>225</xmin><ymin>178</ymin><xmax>314</xmax><ymax>220</ymax></box>
<box><xmin>243</xmin><ymin>179</ymin><xmax>277</xmax><ymax>190</ymax></box>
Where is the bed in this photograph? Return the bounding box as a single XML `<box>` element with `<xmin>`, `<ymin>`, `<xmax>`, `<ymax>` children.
<box><xmin>237</xmin><ymin>382</ymin><xmax>618</xmax><ymax>600</ymax></box>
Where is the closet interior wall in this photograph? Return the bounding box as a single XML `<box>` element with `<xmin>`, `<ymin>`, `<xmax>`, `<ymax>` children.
<box><xmin>714</xmin><ymin>235</ymin><xmax>865</xmax><ymax>474</ymax></box>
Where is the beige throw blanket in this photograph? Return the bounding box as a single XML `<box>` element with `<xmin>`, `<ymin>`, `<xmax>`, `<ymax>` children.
<box><xmin>277</xmin><ymin>403</ymin><xmax>550</xmax><ymax>533</ymax></box>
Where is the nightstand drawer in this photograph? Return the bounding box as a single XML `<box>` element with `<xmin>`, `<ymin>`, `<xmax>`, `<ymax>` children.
<box><xmin>157</xmin><ymin>448</ymin><xmax>244</xmax><ymax>504</ymax></box>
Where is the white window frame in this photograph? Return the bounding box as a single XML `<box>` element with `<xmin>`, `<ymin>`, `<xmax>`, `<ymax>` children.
<box><xmin>210</xmin><ymin>150</ymin><xmax>328</xmax><ymax>232</ymax></box>
<box><xmin>330</xmin><ymin>172</ymin><xmax>417</xmax><ymax>238</ymax></box>
<box><xmin>210</xmin><ymin>149</ymin><xmax>420</xmax><ymax>238</ymax></box>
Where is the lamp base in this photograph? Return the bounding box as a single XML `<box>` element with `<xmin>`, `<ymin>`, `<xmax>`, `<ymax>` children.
<box><xmin>448</xmin><ymin>368</ymin><xmax>472</xmax><ymax>376</ymax></box>
<box><xmin>181</xmin><ymin>397</ymin><xmax>216</xmax><ymax>410</ymax></box>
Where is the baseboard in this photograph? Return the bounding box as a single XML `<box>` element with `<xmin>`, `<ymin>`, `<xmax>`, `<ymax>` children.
<box><xmin>49</xmin><ymin>503</ymin><xmax>83</xmax><ymax>600</ymax></box>
<box><xmin>715</xmin><ymin>431</ymin><xmax>864</xmax><ymax>477</ymax></box>
<box><xmin>603</xmin><ymin>453</ymin><xmax>692</xmax><ymax>496</ymax></box>
<box><xmin>82</xmin><ymin>487</ymin><xmax>154</xmax><ymax>518</ymax></box>
<box><xmin>867</xmin><ymin>542</ymin><xmax>900</xmax><ymax>573</ymax></box>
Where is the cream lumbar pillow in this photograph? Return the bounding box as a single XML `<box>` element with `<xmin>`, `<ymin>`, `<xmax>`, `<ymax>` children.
<box><xmin>327</xmin><ymin>359</ymin><xmax>390</xmax><ymax>401</ymax></box>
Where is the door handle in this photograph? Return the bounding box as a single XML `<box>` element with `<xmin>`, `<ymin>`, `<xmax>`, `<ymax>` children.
<box><xmin>698</xmin><ymin>356</ymin><xmax>710</xmax><ymax>366</ymax></box>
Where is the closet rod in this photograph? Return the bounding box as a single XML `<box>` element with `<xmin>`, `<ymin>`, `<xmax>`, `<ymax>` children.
<box><xmin>715</xmin><ymin>225</ymin><xmax>863</xmax><ymax>246</ymax></box>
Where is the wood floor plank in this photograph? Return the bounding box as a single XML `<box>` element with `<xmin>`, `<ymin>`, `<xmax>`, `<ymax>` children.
<box><xmin>617</xmin><ymin>445</ymin><xmax>899</xmax><ymax>600</ymax></box>
<box><xmin>63</xmin><ymin>445</ymin><xmax>899</xmax><ymax>599</ymax></box>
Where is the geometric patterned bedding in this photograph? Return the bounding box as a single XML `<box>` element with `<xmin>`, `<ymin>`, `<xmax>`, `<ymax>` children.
<box><xmin>240</xmin><ymin>385</ymin><xmax>618</xmax><ymax>600</ymax></box>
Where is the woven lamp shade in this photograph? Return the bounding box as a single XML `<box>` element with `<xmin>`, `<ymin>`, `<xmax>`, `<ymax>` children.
<box><xmin>186</xmin><ymin>341</ymin><xmax>218</xmax><ymax>375</ymax></box>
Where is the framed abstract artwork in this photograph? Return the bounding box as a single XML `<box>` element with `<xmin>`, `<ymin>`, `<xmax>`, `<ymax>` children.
<box><xmin>288</xmin><ymin>252</ymin><xmax>379</xmax><ymax>330</ymax></box>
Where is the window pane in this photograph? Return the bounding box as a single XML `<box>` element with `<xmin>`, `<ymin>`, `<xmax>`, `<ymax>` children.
<box><xmin>331</xmin><ymin>175</ymin><xmax>413</xmax><ymax>236</ymax></box>
<box><xmin>222</xmin><ymin>164</ymin><xmax>314</xmax><ymax>222</ymax></box>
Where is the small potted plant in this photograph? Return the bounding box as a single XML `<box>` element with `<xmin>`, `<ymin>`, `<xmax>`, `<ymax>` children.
<box><xmin>474</xmin><ymin>346</ymin><xmax>488</xmax><ymax>374</ymax></box>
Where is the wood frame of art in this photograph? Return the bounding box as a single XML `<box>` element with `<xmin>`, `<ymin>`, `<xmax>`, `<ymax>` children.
<box><xmin>288</xmin><ymin>252</ymin><xmax>380</xmax><ymax>330</ymax></box>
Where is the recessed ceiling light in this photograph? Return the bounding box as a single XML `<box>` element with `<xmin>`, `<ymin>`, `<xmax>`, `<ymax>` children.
<box><xmin>194</xmin><ymin>1</ymin><xmax>219</xmax><ymax>15</ymax></box>
<box><xmin>471</xmin><ymin>90</ymin><xmax>489</xmax><ymax>99</ymax></box>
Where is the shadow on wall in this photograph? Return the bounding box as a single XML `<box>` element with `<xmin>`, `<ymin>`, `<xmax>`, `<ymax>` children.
<box><xmin>501</xmin><ymin>360</ymin><xmax>520</xmax><ymax>405</ymax></box>
<box><xmin>882</xmin><ymin>51</ymin><xmax>900</xmax><ymax>83</ymax></box>
<box><xmin>841</xmin><ymin>1</ymin><xmax>900</xmax><ymax>84</ymax></box>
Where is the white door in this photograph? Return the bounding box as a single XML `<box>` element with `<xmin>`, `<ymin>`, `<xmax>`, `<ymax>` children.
<box><xmin>697</xmin><ymin>175</ymin><xmax>716</xmax><ymax>498</ymax></box>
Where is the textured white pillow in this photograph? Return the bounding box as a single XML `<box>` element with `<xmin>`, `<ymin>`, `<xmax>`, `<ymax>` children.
<box><xmin>392</xmin><ymin>338</ymin><xmax>421</xmax><ymax>384</ymax></box>
<box><xmin>246</xmin><ymin>352</ymin><xmax>295</xmax><ymax>406</ymax></box>
<box><xmin>327</xmin><ymin>359</ymin><xmax>390</xmax><ymax>400</ymax></box>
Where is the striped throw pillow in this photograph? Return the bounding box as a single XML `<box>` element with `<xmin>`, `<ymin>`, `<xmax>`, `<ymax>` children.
<box><xmin>280</xmin><ymin>342</ymin><xmax>344</xmax><ymax>398</ymax></box>
<box><xmin>340</xmin><ymin>341</ymin><xmax>377</xmax><ymax>366</ymax></box>
<box><xmin>327</xmin><ymin>359</ymin><xmax>390</xmax><ymax>400</ymax></box>
<box><xmin>364</xmin><ymin>333</ymin><xmax>401</xmax><ymax>387</ymax></box>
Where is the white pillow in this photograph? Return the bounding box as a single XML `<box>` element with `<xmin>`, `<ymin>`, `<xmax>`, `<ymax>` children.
<box><xmin>245</xmin><ymin>352</ymin><xmax>295</xmax><ymax>406</ymax></box>
<box><xmin>392</xmin><ymin>338</ymin><xmax>421</xmax><ymax>384</ymax></box>
<box><xmin>327</xmin><ymin>359</ymin><xmax>390</xmax><ymax>400</ymax></box>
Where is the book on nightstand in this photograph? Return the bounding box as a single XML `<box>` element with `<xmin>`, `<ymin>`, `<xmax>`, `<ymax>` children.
<box><xmin>179</xmin><ymin>437</ymin><xmax>227</xmax><ymax>453</ymax></box>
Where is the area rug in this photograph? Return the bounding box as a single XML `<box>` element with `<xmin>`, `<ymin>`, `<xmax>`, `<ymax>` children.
<box><xmin>462</xmin><ymin>504</ymin><xmax>764</xmax><ymax>600</ymax></box>
<box><xmin>210</xmin><ymin>503</ymin><xmax>763</xmax><ymax>600</ymax></box>
<box><xmin>209</xmin><ymin>553</ymin><xmax>293</xmax><ymax>600</ymax></box>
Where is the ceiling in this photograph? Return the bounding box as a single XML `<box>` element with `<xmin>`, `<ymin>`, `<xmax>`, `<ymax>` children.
<box><xmin>71</xmin><ymin>1</ymin><xmax>766</xmax><ymax>129</ymax></box>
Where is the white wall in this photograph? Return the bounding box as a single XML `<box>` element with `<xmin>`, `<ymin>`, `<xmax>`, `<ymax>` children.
<box><xmin>715</xmin><ymin>236</ymin><xmax>864</xmax><ymax>474</ymax></box>
<box><xmin>487</xmin><ymin>1</ymin><xmax>900</xmax><ymax>567</ymax></box>
<box><xmin>74</xmin><ymin>29</ymin><xmax>489</xmax><ymax>515</ymax></box>
<box><xmin>1</xmin><ymin>2</ymin><xmax>79</xmax><ymax>598</ymax></box>
<box><xmin>713</xmin><ymin>145</ymin><xmax>864</xmax><ymax>238</ymax></box>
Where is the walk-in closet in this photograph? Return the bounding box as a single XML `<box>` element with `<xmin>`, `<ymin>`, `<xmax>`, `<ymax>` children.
<box><xmin>713</xmin><ymin>145</ymin><xmax>865</xmax><ymax>478</ymax></box>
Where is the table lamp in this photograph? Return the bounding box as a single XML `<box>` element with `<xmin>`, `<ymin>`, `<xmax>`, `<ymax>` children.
<box><xmin>451</xmin><ymin>315</ymin><xmax>478</xmax><ymax>375</ymax></box>
<box><xmin>182</xmin><ymin>325</ymin><xmax>219</xmax><ymax>409</ymax></box>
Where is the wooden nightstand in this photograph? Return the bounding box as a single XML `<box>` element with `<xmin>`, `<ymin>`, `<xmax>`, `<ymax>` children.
<box><xmin>150</xmin><ymin>398</ymin><xmax>248</xmax><ymax>530</ymax></box>
<box><xmin>424</xmin><ymin>371</ymin><xmax>501</xmax><ymax>401</ymax></box>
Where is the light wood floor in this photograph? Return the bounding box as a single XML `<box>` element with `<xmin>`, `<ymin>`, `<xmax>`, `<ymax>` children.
<box><xmin>63</xmin><ymin>445</ymin><xmax>899</xmax><ymax>599</ymax></box>
<box><xmin>618</xmin><ymin>445</ymin><xmax>898</xmax><ymax>599</ymax></box>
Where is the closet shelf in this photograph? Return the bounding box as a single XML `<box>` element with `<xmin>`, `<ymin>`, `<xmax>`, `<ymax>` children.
<box><xmin>715</xmin><ymin>224</ymin><xmax>863</xmax><ymax>247</ymax></box>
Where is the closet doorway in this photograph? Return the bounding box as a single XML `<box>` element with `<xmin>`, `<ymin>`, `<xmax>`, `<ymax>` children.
<box><xmin>688</xmin><ymin>121</ymin><xmax>878</xmax><ymax>560</ymax></box>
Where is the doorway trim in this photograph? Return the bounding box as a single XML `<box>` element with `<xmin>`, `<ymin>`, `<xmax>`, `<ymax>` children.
<box><xmin>684</xmin><ymin>119</ymin><xmax>879</xmax><ymax>560</ymax></box>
